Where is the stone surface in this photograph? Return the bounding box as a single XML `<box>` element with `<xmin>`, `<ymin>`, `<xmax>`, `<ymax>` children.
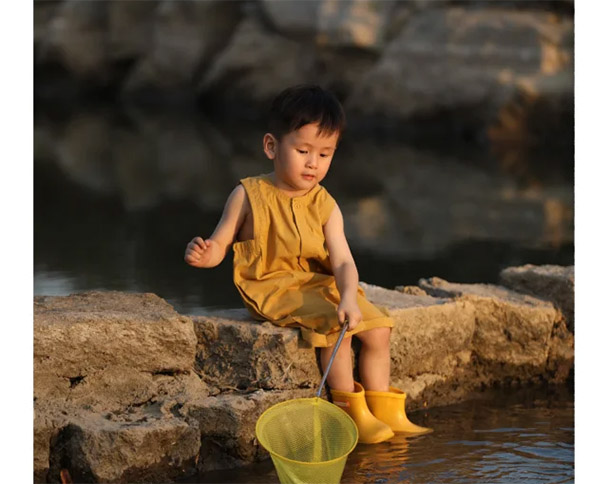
<box><xmin>34</xmin><ymin>291</ymin><xmax>197</xmax><ymax>378</ymax></box>
<box><xmin>417</xmin><ymin>277</ymin><xmax>571</xmax><ymax>381</ymax></box>
<box><xmin>192</xmin><ymin>309</ymin><xmax>320</xmax><ymax>393</ymax></box>
<box><xmin>500</xmin><ymin>264</ymin><xmax>574</xmax><ymax>331</ymax></box>
<box><xmin>34</xmin><ymin>292</ymin><xmax>204</xmax><ymax>482</ymax></box>
<box><xmin>198</xmin><ymin>16</ymin><xmax>310</xmax><ymax>104</ymax></box>
<box><xmin>347</xmin><ymin>7</ymin><xmax>573</xmax><ymax>122</ymax></box>
<box><xmin>35</xmin><ymin>0</ymin><xmax>573</xmax><ymax>149</ymax></box>
<box><xmin>123</xmin><ymin>0</ymin><xmax>242</xmax><ymax>94</ymax></box>
<box><xmin>46</xmin><ymin>409</ymin><xmax>200</xmax><ymax>483</ymax></box>
<box><xmin>34</xmin><ymin>404</ymin><xmax>70</xmax><ymax>483</ymax></box>
<box><xmin>37</xmin><ymin>0</ymin><xmax>108</xmax><ymax>77</ymax></box>
<box><xmin>33</xmin><ymin>274</ymin><xmax>574</xmax><ymax>481</ymax></box>
<box><xmin>361</xmin><ymin>282</ymin><xmax>477</xmax><ymax>408</ymax></box>
<box><xmin>183</xmin><ymin>388</ymin><xmax>312</xmax><ymax>472</ymax></box>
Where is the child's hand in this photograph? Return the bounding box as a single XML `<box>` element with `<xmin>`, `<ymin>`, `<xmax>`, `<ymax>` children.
<box><xmin>184</xmin><ymin>237</ymin><xmax>213</xmax><ymax>268</ymax></box>
<box><xmin>337</xmin><ymin>297</ymin><xmax>362</xmax><ymax>331</ymax></box>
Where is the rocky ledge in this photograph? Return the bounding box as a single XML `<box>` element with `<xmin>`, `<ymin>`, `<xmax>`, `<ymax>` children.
<box><xmin>34</xmin><ymin>264</ymin><xmax>574</xmax><ymax>483</ymax></box>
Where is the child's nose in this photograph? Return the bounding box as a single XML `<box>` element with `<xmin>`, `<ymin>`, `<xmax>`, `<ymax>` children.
<box><xmin>306</xmin><ymin>155</ymin><xmax>318</xmax><ymax>168</ymax></box>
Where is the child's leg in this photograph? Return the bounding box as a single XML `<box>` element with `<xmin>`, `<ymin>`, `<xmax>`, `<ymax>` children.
<box><xmin>355</xmin><ymin>327</ymin><xmax>391</xmax><ymax>392</ymax></box>
<box><xmin>319</xmin><ymin>336</ymin><xmax>354</xmax><ymax>392</ymax></box>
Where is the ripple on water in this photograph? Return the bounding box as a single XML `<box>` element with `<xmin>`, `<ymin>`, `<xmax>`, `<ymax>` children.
<box><xmin>182</xmin><ymin>386</ymin><xmax>573</xmax><ymax>484</ymax></box>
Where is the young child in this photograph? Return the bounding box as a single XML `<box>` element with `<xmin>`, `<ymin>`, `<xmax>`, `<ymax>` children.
<box><xmin>184</xmin><ymin>84</ymin><xmax>429</xmax><ymax>443</ymax></box>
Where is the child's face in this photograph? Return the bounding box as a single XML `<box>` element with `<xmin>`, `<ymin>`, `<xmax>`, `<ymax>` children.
<box><xmin>264</xmin><ymin>123</ymin><xmax>340</xmax><ymax>195</ymax></box>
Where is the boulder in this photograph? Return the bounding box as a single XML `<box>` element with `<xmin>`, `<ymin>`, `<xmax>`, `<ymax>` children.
<box><xmin>33</xmin><ymin>274</ymin><xmax>574</xmax><ymax>481</ymax></box>
<box><xmin>198</xmin><ymin>17</ymin><xmax>311</xmax><ymax>104</ymax></box>
<box><xmin>361</xmin><ymin>283</ymin><xmax>476</xmax><ymax>377</ymax></box>
<box><xmin>123</xmin><ymin>0</ymin><xmax>242</xmax><ymax>94</ymax></box>
<box><xmin>499</xmin><ymin>264</ymin><xmax>574</xmax><ymax>331</ymax></box>
<box><xmin>259</xmin><ymin>0</ymin><xmax>320</xmax><ymax>39</ymax></box>
<box><xmin>192</xmin><ymin>309</ymin><xmax>320</xmax><ymax>392</ymax></box>
<box><xmin>347</xmin><ymin>7</ymin><xmax>573</xmax><ymax>135</ymax></box>
<box><xmin>417</xmin><ymin>277</ymin><xmax>571</xmax><ymax>380</ymax></box>
<box><xmin>361</xmin><ymin>282</ymin><xmax>479</xmax><ymax>407</ymax></box>
<box><xmin>34</xmin><ymin>292</ymin><xmax>197</xmax><ymax>379</ymax></box>
<box><xmin>183</xmin><ymin>388</ymin><xmax>312</xmax><ymax>472</ymax></box>
<box><xmin>46</xmin><ymin>408</ymin><xmax>200</xmax><ymax>483</ymax></box>
<box><xmin>34</xmin><ymin>404</ymin><xmax>70</xmax><ymax>483</ymax></box>
<box><xmin>37</xmin><ymin>1</ymin><xmax>108</xmax><ymax>78</ymax></box>
<box><xmin>34</xmin><ymin>292</ymin><xmax>204</xmax><ymax>482</ymax></box>
<box><xmin>316</xmin><ymin>0</ymin><xmax>395</xmax><ymax>50</ymax></box>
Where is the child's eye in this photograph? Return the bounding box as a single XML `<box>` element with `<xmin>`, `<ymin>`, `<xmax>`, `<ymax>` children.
<box><xmin>297</xmin><ymin>149</ymin><xmax>308</xmax><ymax>154</ymax></box>
<box><xmin>320</xmin><ymin>153</ymin><xmax>329</xmax><ymax>158</ymax></box>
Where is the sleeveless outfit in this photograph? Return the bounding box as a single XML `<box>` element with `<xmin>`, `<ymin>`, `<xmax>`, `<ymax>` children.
<box><xmin>232</xmin><ymin>174</ymin><xmax>394</xmax><ymax>348</ymax></box>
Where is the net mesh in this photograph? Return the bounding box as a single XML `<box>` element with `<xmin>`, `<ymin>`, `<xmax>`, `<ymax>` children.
<box><xmin>256</xmin><ymin>397</ymin><xmax>358</xmax><ymax>484</ymax></box>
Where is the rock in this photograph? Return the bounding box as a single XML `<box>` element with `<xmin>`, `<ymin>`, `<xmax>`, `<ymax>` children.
<box><xmin>64</xmin><ymin>369</ymin><xmax>207</xmax><ymax>413</ymax></box>
<box><xmin>183</xmin><ymin>388</ymin><xmax>313</xmax><ymax>472</ymax></box>
<box><xmin>192</xmin><ymin>309</ymin><xmax>320</xmax><ymax>392</ymax></box>
<box><xmin>37</xmin><ymin>1</ymin><xmax>108</xmax><ymax>78</ymax></box>
<box><xmin>34</xmin><ymin>404</ymin><xmax>70</xmax><ymax>483</ymax></box>
<box><xmin>34</xmin><ymin>0</ymin><xmax>62</xmax><ymax>47</ymax></box>
<box><xmin>316</xmin><ymin>0</ymin><xmax>394</xmax><ymax>50</ymax></box>
<box><xmin>106</xmin><ymin>0</ymin><xmax>157</xmax><ymax>62</ymax></box>
<box><xmin>198</xmin><ymin>17</ymin><xmax>311</xmax><ymax>104</ymax></box>
<box><xmin>499</xmin><ymin>264</ymin><xmax>574</xmax><ymax>331</ymax></box>
<box><xmin>123</xmin><ymin>0</ymin><xmax>242</xmax><ymax>94</ymax></box>
<box><xmin>34</xmin><ymin>292</ymin><xmax>197</xmax><ymax>379</ymax></box>
<box><xmin>394</xmin><ymin>285</ymin><xmax>428</xmax><ymax>296</ymax></box>
<box><xmin>261</xmin><ymin>0</ymin><xmax>394</xmax><ymax>50</ymax></box>
<box><xmin>46</xmin><ymin>409</ymin><xmax>200</xmax><ymax>483</ymax></box>
<box><xmin>260</xmin><ymin>0</ymin><xmax>320</xmax><ymax>39</ymax></box>
<box><xmin>347</xmin><ymin>7</ymin><xmax>573</xmax><ymax>135</ymax></box>
<box><xmin>361</xmin><ymin>282</ymin><xmax>478</xmax><ymax>408</ymax></box>
<box><xmin>417</xmin><ymin>277</ymin><xmax>567</xmax><ymax>372</ymax></box>
<box><xmin>33</xmin><ymin>278</ymin><xmax>574</xmax><ymax>480</ymax></box>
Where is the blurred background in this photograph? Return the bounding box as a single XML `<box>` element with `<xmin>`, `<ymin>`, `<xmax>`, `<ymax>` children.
<box><xmin>33</xmin><ymin>0</ymin><xmax>574</xmax><ymax>314</ymax></box>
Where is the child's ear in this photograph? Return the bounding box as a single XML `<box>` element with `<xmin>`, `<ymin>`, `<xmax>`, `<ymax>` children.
<box><xmin>263</xmin><ymin>133</ymin><xmax>277</xmax><ymax>160</ymax></box>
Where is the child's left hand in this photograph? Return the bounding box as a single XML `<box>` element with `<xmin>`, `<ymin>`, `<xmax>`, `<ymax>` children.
<box><xmin>337</xmin><ymin>297</ymin><xmax>362</xmax><ymax>331</ymax></box>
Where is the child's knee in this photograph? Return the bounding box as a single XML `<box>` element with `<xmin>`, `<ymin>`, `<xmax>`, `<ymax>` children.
<box><xmin>358</xmin><ymin>327</ymin><xmax>391</xmax><ymax>348</ymax></box>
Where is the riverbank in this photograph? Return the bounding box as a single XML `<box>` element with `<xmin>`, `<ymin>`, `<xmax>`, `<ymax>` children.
<box><xmin>34</xmin><ymin>264</ymin><xmax>573</xmax><ymax>483</ymax></box>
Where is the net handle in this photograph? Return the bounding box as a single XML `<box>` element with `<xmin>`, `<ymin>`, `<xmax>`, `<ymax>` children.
<box><xmin>315</xmin><ymin>320</ymin><xmax>350</xmax><ymax>398</ymax></box>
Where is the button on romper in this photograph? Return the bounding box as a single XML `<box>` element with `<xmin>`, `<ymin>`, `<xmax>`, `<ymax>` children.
<box><xmin>232</xmin><ymin>174</ymin><xmax>394</xmax><ymax>348</ymax></box>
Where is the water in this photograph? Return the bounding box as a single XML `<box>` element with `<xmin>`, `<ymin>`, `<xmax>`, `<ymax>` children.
<box><xmin>183</xmin><ymin>385</ymin><xmax>573</xmax><ymax>484</ymax></box>
<box><xmin>34</xmin><ymin>106</ymin><xmax>573</xmax><ymax>311</ymax></box>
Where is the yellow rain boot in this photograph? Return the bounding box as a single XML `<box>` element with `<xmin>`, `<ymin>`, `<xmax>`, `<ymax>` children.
<box><xmin>330</xmin><ymin>382</ymin><xmax>395</xmax><ymax>444</ymax></box>
<box><xmin>365</xmin><ymin>386</ymin><xmax>432</xmax><ymax>435</ymax></box>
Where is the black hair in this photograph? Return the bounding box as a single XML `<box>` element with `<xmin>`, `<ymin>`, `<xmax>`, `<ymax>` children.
<box><xmin>268</xmin><ymin>84</ymin><xmax>346</xmax><ymax>140</ymax></box>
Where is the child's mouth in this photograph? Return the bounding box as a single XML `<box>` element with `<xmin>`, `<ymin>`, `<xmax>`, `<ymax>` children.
<box><xmin>302</xmin><ymin>174</ymin><xmax>315</xmax><ymax>181</ymax></box>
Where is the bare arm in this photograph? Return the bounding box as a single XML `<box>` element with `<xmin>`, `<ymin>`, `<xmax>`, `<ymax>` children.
<box><xmin>184</xmin><ymin>185</ymin><xmax>248</xmax><ymax>268</ymax></box>
<box><xmin>323</xmin><ymin>204</ymin><xmax>362</xmax><ymax>329</ymax></box>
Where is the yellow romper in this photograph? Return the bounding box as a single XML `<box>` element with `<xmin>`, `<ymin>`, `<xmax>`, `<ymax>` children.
<box><xmin>232</xmin><ymin>174</ymin><xmax>394</xmax><ymax>347</ymax></box>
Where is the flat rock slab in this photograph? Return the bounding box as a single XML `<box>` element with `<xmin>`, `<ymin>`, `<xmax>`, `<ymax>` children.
<box><xmin>418</xmin><ymin>277</ymin><xmax>562</xmax><ymax>368</ymax></box>
<box><xmin>192</xmin><ymin>309</ymin><xmax>320</xmax><ymax>392</ymax></box>
<box><xmin>361</xmin><ymin>282</ymin><xmax>476</xmax><ymax>377</ymax></box>
<box><xmin>34</xmin><ymin>292</ymin><xmax>197</xmax><ymax>378</ymax></box>
<box><xmin>45</xmin><ymin>408</ymin><xmax>200</xmax><ymax>484</ymax></box>
<box><xmin>182</xmin><ymin>388</ymin><xmax>313</xmax><ymax>472</ymax></box>
<box><xmin>33</xmin><ymin>275</ymin><xmax>575</xmax><ymax>482</ymax></box>
<box><xmin>500</xmin><ymin>264</ymin><xmax>574</xmax><ymax>331</ymax></box>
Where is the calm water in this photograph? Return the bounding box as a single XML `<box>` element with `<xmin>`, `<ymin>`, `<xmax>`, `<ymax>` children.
<box><xmin>183</xmin><ymin>385</ymin><xmax>573</xmax><ymax>484</ymax></box>
<box><xmin>34</xmin><ymin>107</ymin><xmax>573</xmax><ymax>311</ymax></box>
<box><xmin>35</xmin><ymin>106</ymin><xmax>574</xmax><ymax>483</ymax></box>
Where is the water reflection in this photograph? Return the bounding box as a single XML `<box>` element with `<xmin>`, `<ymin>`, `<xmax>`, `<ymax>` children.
<box><xmin>34</xmin><ymin>105</ymin><xmax>573</xmax><ymax>310</ymax></box>
<box><xmin>184</xmin><ymin>385</ymin><xmax>573</xmax><ymax>484</ymax></box>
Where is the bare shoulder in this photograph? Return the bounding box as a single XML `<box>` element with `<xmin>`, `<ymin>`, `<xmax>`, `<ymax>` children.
<box><xmin>325</xmin><ymin>202</ymin><xmax>344</xmax><ymax>227</ymax></box>
<box><xmin>208</xmin><ymin>184</ymin><xmax>251</xmax><ymax>247</ymax></box>
<box><xmin>224</xmin><ymin>184</ymin><xmax>249</xmax><ymax>215</ymax></box>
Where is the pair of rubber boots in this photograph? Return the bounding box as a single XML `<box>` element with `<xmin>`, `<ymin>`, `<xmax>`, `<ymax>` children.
<box><xmin>331</xmin><ymin>382</ymin><xmax>431</xmax><ymax>444</ymax></box>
